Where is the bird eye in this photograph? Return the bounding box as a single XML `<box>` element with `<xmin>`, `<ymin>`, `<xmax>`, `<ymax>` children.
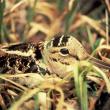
<box><xmin>60</xmin><ymin>48</ymin><xmax>69</xmax><ymax>55</ymax></box>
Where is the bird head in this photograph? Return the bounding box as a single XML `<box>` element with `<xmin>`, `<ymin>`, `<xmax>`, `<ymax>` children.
<box><xmin>42</xmin><ymin>34</ymin><xmax>88</xmax><ymax>77</ymax></box>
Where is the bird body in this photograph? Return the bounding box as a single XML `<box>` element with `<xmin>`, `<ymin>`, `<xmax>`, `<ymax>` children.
<box><xmin>1</xmin><ymin>34</ymin><xmax>110</xmax><ymax>110</ymax></box>
<box><xmin>0</xmin><ymin>34</ymin><xmax>110</xmax><ymax>78</ymax></box>
<box><xmin>0</xmin><ymin>42</ymin><xmax>47</xmax><ymax>74</ymax></box>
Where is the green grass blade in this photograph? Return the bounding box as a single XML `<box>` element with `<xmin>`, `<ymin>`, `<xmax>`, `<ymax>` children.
<box><xmin>26</xmin><ymin>0</ymin><xmax>38</xmax><ymax>23</ymax></box>
<box><xmin>86</xmin><ymin>26</ymin><xmax>94</xmax><ymax>50</ymax></box>
<box><xmin>0</xmin><ymin>0</ymin><xmax>5</xmax><ymax>41</ymax></box>
<box><xmin>79</xmin><ymin>74</ymin><xmax>88</xmax><ymax>110</ymax></box>
<box><xmin>56</xmin><ymin>0</ymin><xmax>65</xmax><ymax>12</ymax></box>
<box><xmin>0</xmin><ymin>0</ymin><xmax>5</xmax><ymax>31</ymax></box>
<box><xmin>73</xmin><ymin>61</ymin><xmax>91</xmax><ymax>110</ymax></box>
<box><xmin>15</xmin><ymin>0</ymin><xmax>21</xmax><ymax>3</ymax></box>
<box><xmin>73</xmin><ymin>63</ymin><xmax>80</xmax><ymax>97</ymax></box>
<box><xmin>34</xmin><ymin>94</ymin><xmax>39</xmax><ymax>110</ymax></box>
<box><xmin>64</xmin><ymin>0</ymin><xmax>80</xmax><ymax>32</ymax></box>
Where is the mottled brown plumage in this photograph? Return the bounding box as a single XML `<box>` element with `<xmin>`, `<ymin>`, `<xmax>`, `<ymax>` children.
<box><xmin>0</xmin><ymin>43</ymin><xmax>47</xmax><ymax>74</ymax></box>
<box><xmin>0</xmin><ymin>34</ymin><xmax>110</xmax><ymax>78</ymax></box>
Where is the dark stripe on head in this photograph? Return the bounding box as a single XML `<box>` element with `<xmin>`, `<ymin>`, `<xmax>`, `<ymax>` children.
<box><xmin>52</xmin><ymin>34</ymin><xmax>70</xmax><ymax>47</ymax></box>
<box><xmin>61</xmin><ymin>35</ymin><xmax>70</xmax><ymax>46</ymax></box>
<box><xmin>52</xmin><ymin>35</ymin><xmax>61</xmax><ymax>47</ymax></box>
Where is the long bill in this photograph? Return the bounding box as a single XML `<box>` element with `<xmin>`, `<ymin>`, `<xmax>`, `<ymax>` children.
<box><xmin>88</xmin><ymin>56</ymin><xmax>110</xmax><ymax>70</ymax></box>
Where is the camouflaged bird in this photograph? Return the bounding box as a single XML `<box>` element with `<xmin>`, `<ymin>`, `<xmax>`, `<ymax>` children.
<box><xmin>0</xmin><ymin>34</ymin><xmax>110</xmax><ymax>77</ymax></box>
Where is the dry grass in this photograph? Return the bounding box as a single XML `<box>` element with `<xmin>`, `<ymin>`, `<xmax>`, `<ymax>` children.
<box><xmin>0</xmin><ymin>0</ymin><xmax>110</xmax><ymax>110</ymax></box>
